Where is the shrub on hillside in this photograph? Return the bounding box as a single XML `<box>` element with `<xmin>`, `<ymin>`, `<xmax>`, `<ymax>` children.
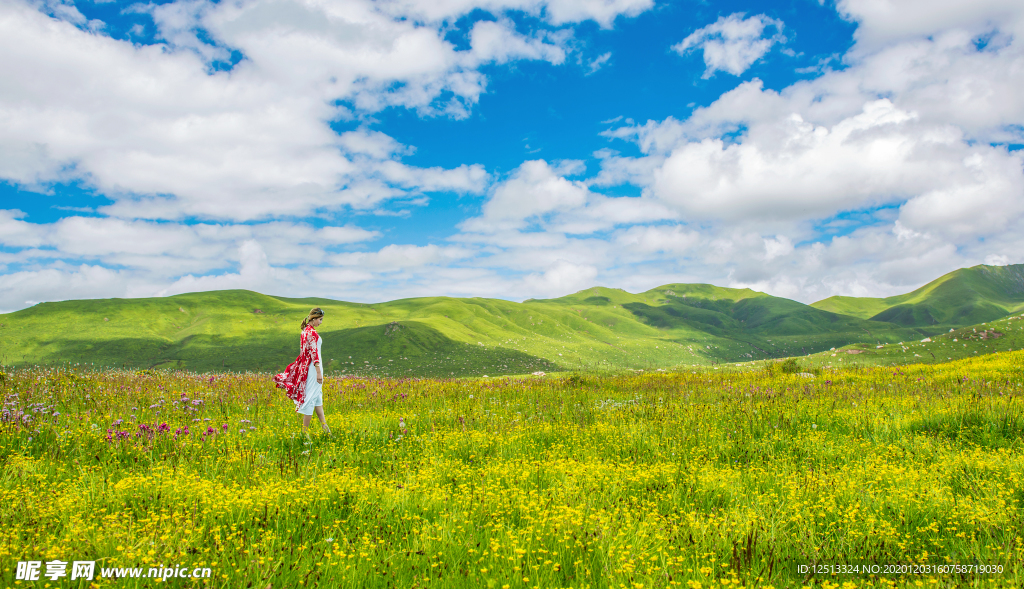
<box><xmin>779</xmin><ymin>358</ymin><xmax>801</xmax><ymax>374</ymax></box>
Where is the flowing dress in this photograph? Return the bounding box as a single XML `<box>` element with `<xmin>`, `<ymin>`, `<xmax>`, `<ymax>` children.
<box><xmin>273</xmin><ymin>325</ymin><xmax>322</xmax><ymax>413</ymax></box>
<box><xmin>294</xmin><ymin>335</ymin><xmax>323</xmax><ymax>415</ymax></box>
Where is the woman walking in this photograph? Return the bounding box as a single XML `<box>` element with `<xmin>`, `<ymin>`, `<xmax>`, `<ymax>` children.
<box><xmin>273</xmin><ymin>307</ymin><xmax>331</xmax><ymax>435</ymax></box>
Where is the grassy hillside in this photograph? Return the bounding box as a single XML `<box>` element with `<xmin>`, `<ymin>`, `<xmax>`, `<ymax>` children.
<box><xmin>0</xmin><ymin>291</ymin><xmax>569</xmax><ymax>377</ymax></box>
<box><xmin>812</xmin><ymin>263</ymin><xmax>1024</xmax><ymax>327</ymax></box>
<box><xmin>1</xmin><ymin>282</ymin><xmax>931</xmax><ymax>376</ymax></box>
<box><xmin>762</xmin><ymin>311</ymin><xmax>1024</xmax><ymax>373</ymax></box>
<box><xmin>533</xmin><ymin>284</ymin><xmax>926</xmax><ymax>365</ymax></box>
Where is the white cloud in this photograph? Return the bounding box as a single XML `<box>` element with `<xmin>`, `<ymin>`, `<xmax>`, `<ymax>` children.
<box><xmin>614</xmin><ymin>225</ymin><xmax>699</xmax><ymax>255</ymax></box>
<box><xmin>836</xmin><ymin>0</ymin><xmax>1024</xmax><ymax>52</ymax></box>
<box><xmin>0</xmin><ymin>0</ymin><xmax>636</xmax><ymax>225</ymax></box>
<box><xmin>338</xmin><ymin>129</ymin><xmax>413</xmax><ymax>159</ymax></box>
<box><xmin>159</xmin><ymin>239</ymin><xmax>281</xmax><ymax>296</ymax></box>
<box><xmin>461</xmin><ymin>160</ymin><xmax>590</xmax><ymax>232</ymax></box>
<box><xmin>377</xmin><ymin>0</ymin><xmax>652</xmax><ymax>29</ymax></box>
<box><xmin>0</xmin><ymin>210</ymin><xmax>46</xmax><ymax>248</ymax></box>
<box><xmin>460</xmin><ymin>159</ymin><xmax>677</xmax><ymax>235</ymax></box>
<box><xmin>589</xmin><ymin>0</ymin><xmax>1024</xmax><ymax>303</ymax></box>
<box><xmin>0</xmin><ymin>215</ymin><xmax>381</xmax><ymax>272</ymax></box>
<box><xmin>33</xmin><ymin>0</ymin><xmax>86</xmax><ymax>25</ymax></box>
<box><xmin>672</xmin><ymin>13</ymin><xmax>785</xmax><ymax>78</ymax></box>
<box><xmin>468</xmin><ymin>19</ymin><xmax>567</xmax><ymax>66</ymax></box>
<box><xmin>523</xmin><ymin>260</ymin><xmax>598</xmax><ymax>297</ymax></box>
<box><xmin>330</xmin><ymin>244</ymin><xmax>472</xmax><ymax>271</ymax></box>
<box><xmin>585</xmin><ymin>51</ymin><xmax>612</xmax><ymax>75</ymax></box>
<box><xmin>0</xmin><ymin>0</ymin><xmax>693</xmax><ymax>311</ymax></box>
<box><xmin>762</xmin><ymin>235</ymin><xmax>793</xmax><ymax>261</ymax></box>
<box><xmin>0</xmin><ymin>264</ymin><xmax>143</xmax><ymax>314</ymax></box>
<box><xmin>646</xmin><ymin>100</ymin><xmax>956</xmax><ymax>222</ymax></box>
<box><xmin>605</xmin><ymin>83</ymin><xmax>1024</xmax><ymax>236</ymax></box>
<box><xmin>898</xmin><ymin>152</ymin><xmax>1024</xmax><ymax>238</ymax></box>
<box><xmin>143</xmin><ymin>0</ymin><xmax>230</xmax><ymax>63</ymax></box>
<box><xmin>589</xmin><ymin>148</ymin><xmax>664</xmax><ymax>187</ymax></box>
<box><xmin>5</xmin><ymin>0</ymin><xmax>1024</xmax><ymax>313</ymax></box>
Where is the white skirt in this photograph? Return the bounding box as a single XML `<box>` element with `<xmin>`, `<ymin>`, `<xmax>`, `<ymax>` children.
<box><xmin>295</xmin><ymin>366</ymin><xmax>323</xmax><ymax>415</ymax></box>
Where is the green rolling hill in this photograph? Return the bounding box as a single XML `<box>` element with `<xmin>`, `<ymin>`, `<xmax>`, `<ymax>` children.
<box><xmin>1</xmin><ymin>263</ymin><xmax>1021</xmax><ymax>376</ymax></box>
<box><xmin>777</xmin><ymin>313</ymin><xmax>1024</xmax><ymax>372</ymax></box>
<box><xmin>812</xmin><ymin>263</ymin><xmax>1024</xmax><ymax>327</ymax></box>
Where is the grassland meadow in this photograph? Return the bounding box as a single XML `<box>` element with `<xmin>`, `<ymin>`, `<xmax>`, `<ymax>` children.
<box><xmin>1</xmin><ymin>354</ymin><xmax>1022</xmax><ymax>588</ymax></box>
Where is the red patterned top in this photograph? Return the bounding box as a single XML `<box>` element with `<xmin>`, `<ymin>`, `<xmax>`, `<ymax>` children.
<box><xmin>273</xmin><ymin>325</ymin><xmax>321</xmax><ymax>405</ymax></box>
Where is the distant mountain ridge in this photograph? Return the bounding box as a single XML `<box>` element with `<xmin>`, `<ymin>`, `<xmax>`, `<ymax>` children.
<box><xmin>811</xmin><ymin>264</ymin><xmax>1024</xmax><ymax>327</ymax></box>
<box><xmin>1</xmin><ymin>263</ymin><xmax>1020</xmax><ymax>375</ymax></box>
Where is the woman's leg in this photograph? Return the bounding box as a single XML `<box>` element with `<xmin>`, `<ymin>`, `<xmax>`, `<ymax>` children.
<box><xmin>314</xmin><ymin>405</ymin><xmax>330</xmax><ymax>433</ymax></box>
<box><xmin>302</xmin><ymin>414</ymin><xmax>312</xmax><ymax>432</ymax></box>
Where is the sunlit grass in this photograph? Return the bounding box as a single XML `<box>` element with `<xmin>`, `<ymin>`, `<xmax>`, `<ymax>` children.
<box><xmin>1</xmin><ymin>353</ymin><xmax>1022</xmax><ymax>587</ymax></box>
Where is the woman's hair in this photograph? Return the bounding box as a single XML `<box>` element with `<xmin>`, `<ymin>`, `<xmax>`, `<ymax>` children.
<box><xmin>301</xmin><ymin>307</ymin><xmax>324</xmax><ymax>330</ymax></box>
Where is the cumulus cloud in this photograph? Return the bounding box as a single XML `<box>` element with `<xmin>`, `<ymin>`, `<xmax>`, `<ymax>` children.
<box><xmin>606</xmin><ymin>54</ymin><xmax>1024</xmax><ymax>235</ymax></box>
<box><xmin>160</xmin><ymin>240</ymin><xmax>281</xmax><ymax>296</ymax></box>
<box><xmin>672</xmin><ymin>13</ymin><xmax>785</xmax><ymax>77</ymax></box>
<box><xmin>614</xmin><ymin>225</ymin><xmax>700</xmax><ymax>255</ymax></box>
<box><xmin>0</xmin><ymin>0</ymin><xmax>636</xmax><ymax>225</ymax></box>
<box><xmin>460</xmin><ymin>159</ymin><xmax>676</xmax><ymax>235</ymax></box>
<box><xmin>0</xmin><ymin>210</ymin><xmax>45</xmax><ymax>248</ymax></box>
<box><xmin>523</xmin><ymin>260</ymin><xmax>598</xmax><ymax>297</ymax></box>
<box><xmin>468</xmin><ymin>19</ymin><xmax>567</xmax><ymax>66</ymax></box>
<box><xmin>461</xmin><ymin>160</ymin><xmax>590</xmax><ymax>233</ymax></box>
<box><xmin>5</xmin><ymin>0</ymin><xmax>1024</xmax><ymax>312</ymax></box>
<box><xmin>640</xmin><ymin>98</ymin><xmax>1024</xmax><ymax>230</ymax></box>
<box><xmin>377</xmin><ymin>0</ymin><xmax>653</xmax><ymax>29</ymax></box>
<box><xmin>587</xmin><ymin>0</ymin><xmax>1024</xmax><ymax>302</ymax></box>
<box><xmin>762</xmin><ymin>235</ymin><xmax>793</xmax><ymax>261</ymax></box>
<box><xmin>142</xmin><ymin>0</ymin><xmax>231</xmax><ymax>63</ymax></box>
<box><xmin>0</xmin><ymin>264</ymin><xmax>141</xmax><ymax>313</ymax></box>
<box><xmin>836</xmin><ymin>0</ymin><xmax>1024</xmax><ymax>51</ymax></box>
<box><xmin>0</xmin><ymin>215</ymin><xmax>381</xmax><ymax>273</ymax></box>
<box><xmin>330</xmin><ymin>244</ymin><xmax>472</xmax><ymax>271</ymax></box>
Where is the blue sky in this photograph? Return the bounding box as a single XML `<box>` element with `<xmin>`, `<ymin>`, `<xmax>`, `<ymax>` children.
<box><xmin>1</xmin><ymin>0</ymin><xmax>1023</xmax><ymax>312</ymax></box>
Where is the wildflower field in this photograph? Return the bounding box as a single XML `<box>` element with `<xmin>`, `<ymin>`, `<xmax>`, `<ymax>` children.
<box><xmin>1</xmin><ymin>354</ymin><xmax>1022</xmax><ymax>589</ymax></box>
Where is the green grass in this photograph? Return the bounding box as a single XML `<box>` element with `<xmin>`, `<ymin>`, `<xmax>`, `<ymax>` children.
<box><xmin>2</xmin><ymin>264</ymin><xmax>1022</xmax><ymax>376</ymax></box>
<box><xmin>764</xmin><ymin>313</ymin><xmax>1024</xmax><ymax>374</ymax></box>
<box><xmin>1</xmin><ymin>357</ymin><xmax>1022</xmax><ymax>588</ymax></box>
<box><xmin>812</xmin><ymin>263</ymin><xmax>1024</xmax><ymax>327</ymax></box>
<box><xmin>0</xmin><ymin>287</ymin><xmax>921</xmax><ymax>376</ymax></box>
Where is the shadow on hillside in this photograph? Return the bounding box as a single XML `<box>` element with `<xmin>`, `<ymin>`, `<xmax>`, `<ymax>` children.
<box><xmin>869</xmin><ymin>301</ymin><xmax>1011</xmax><ymax>327</ymax></box>
<box><xmin>14</xmin><ymin>321</ymin><xmax>561</xmax><ymax>377</ymax></box>
<box><xmin>621</xmin><ymin>298</ymin><xmax>930</xmax><ymax>363</ymax></box>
